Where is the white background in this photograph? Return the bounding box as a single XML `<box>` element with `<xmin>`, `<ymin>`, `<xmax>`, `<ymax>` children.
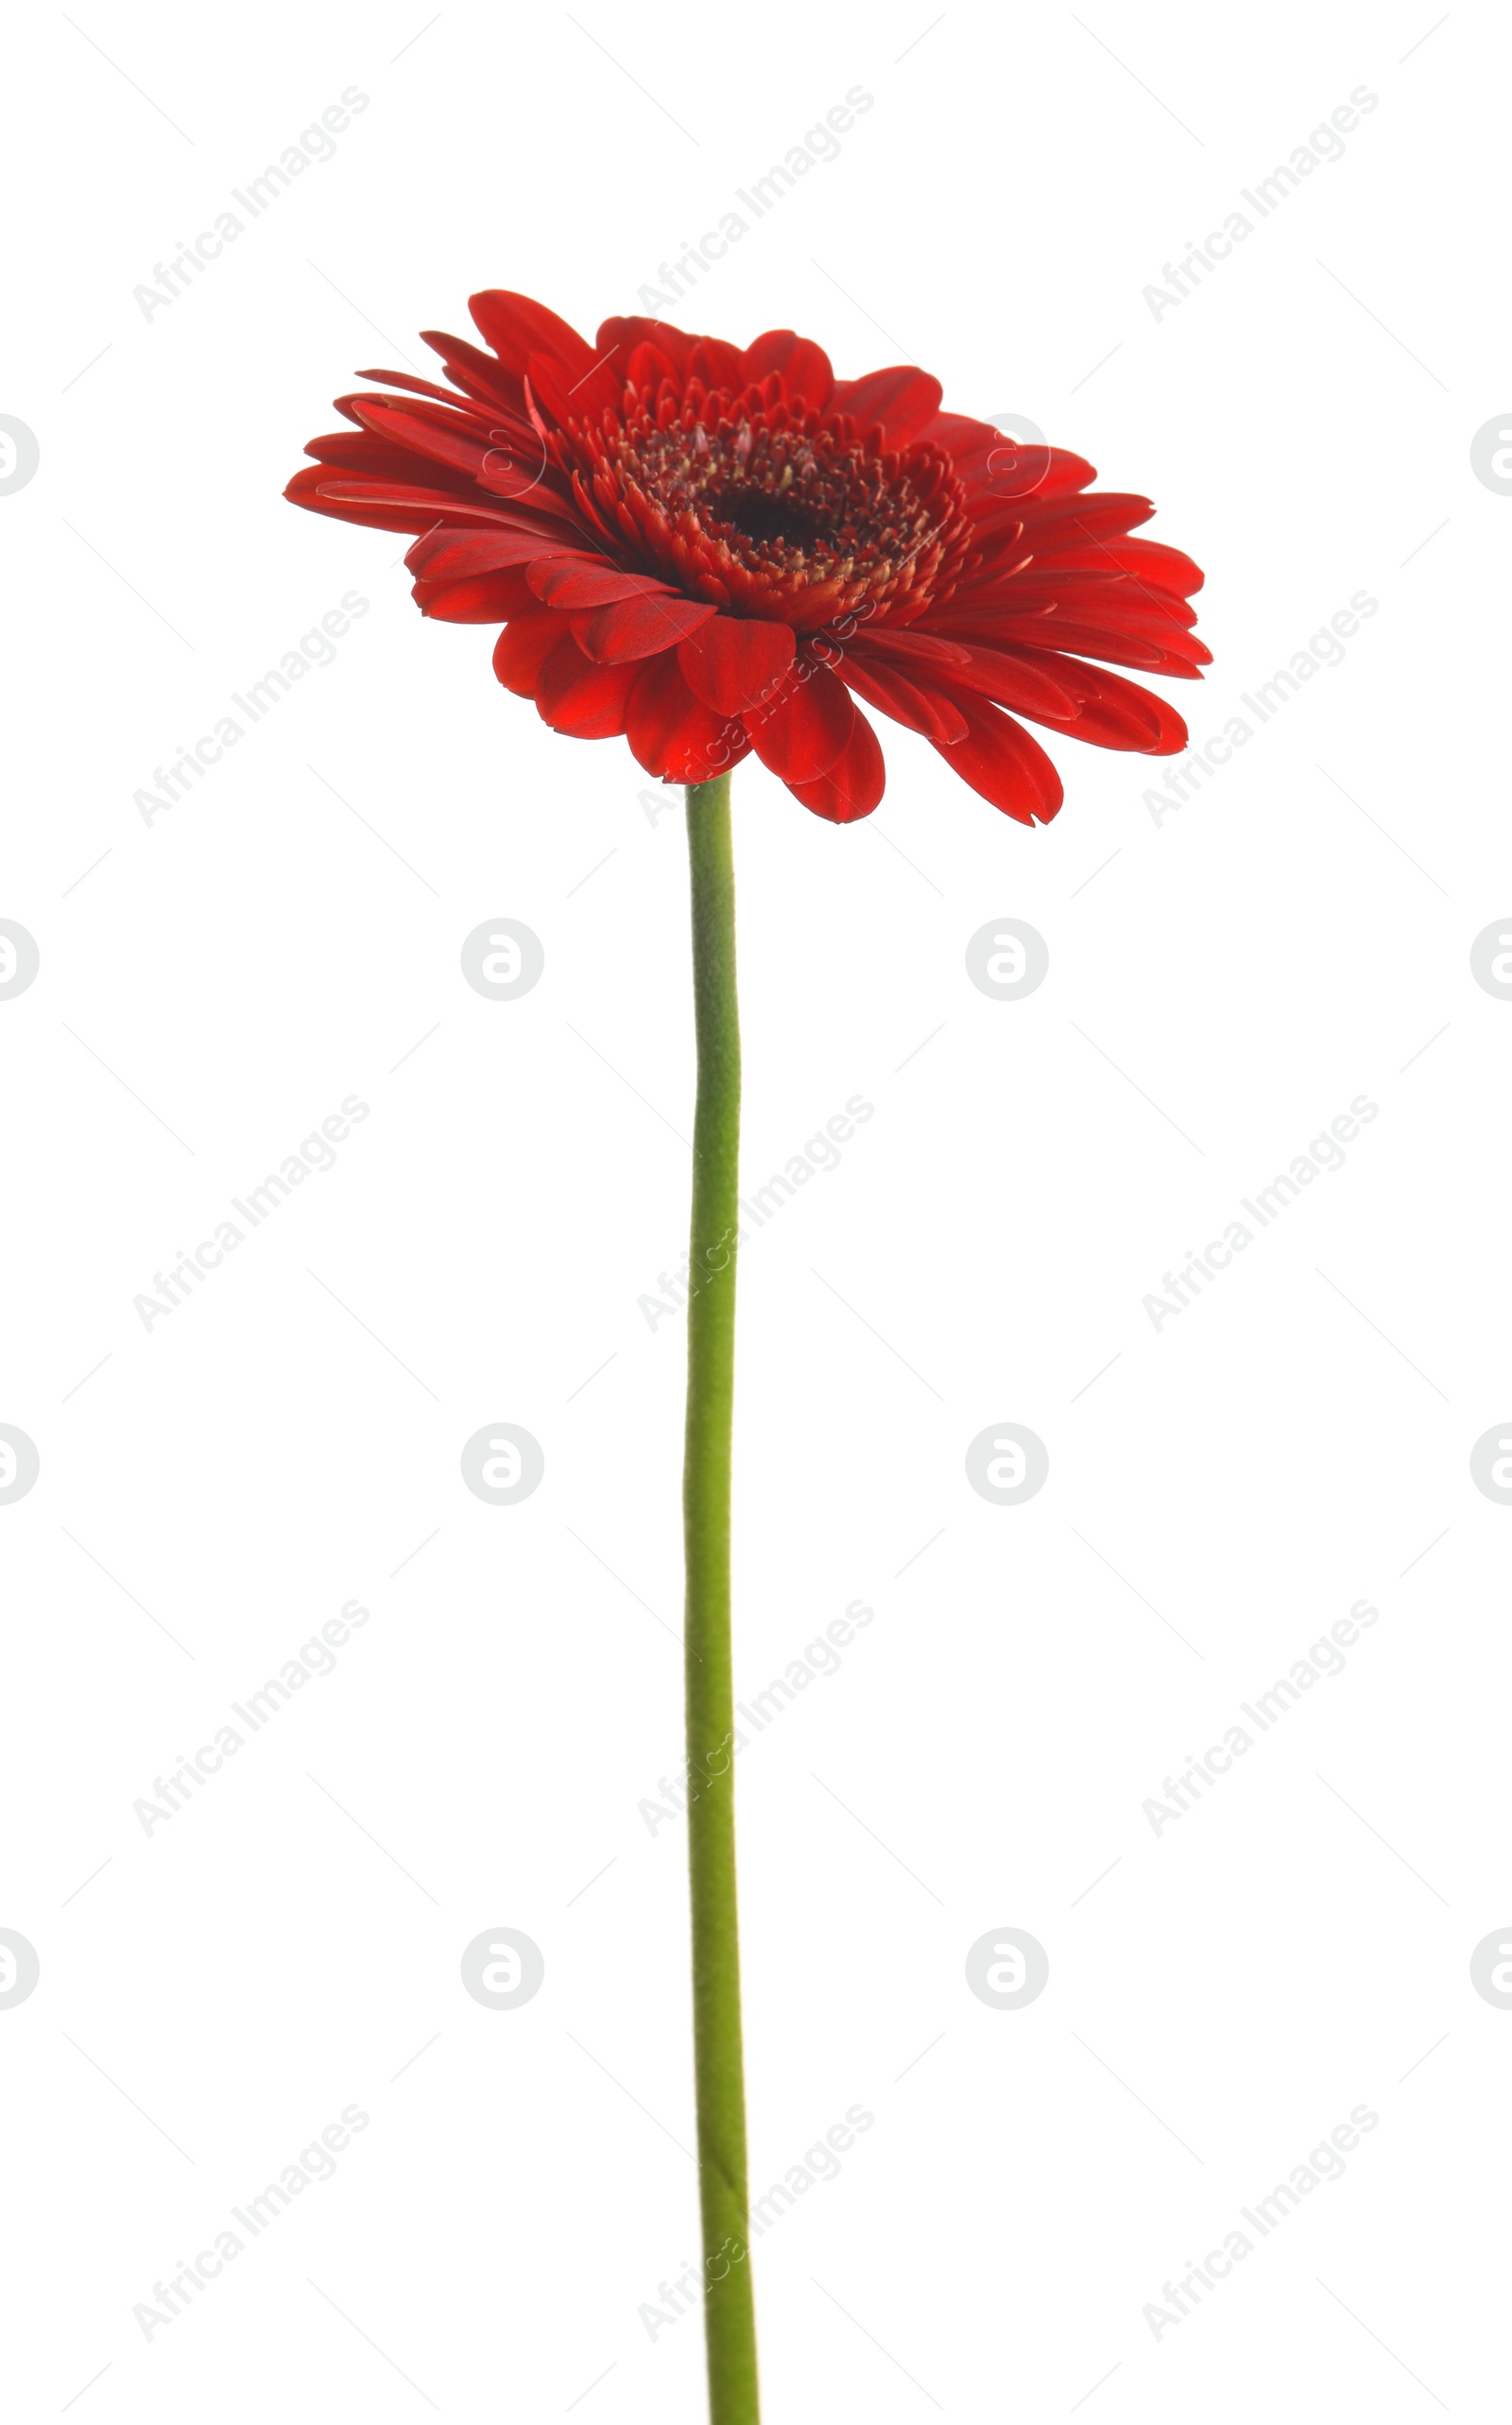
<box><xmin>3</xmin><ymin>2</ymin><xmax>1507</xmax><ymax>2416</ymax></box>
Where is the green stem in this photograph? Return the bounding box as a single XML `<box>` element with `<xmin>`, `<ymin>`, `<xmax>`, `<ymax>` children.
<box><xmin>682</xmin><ymin>773</ymin><xmax>759</xmax><ymax>2425</ymax></box>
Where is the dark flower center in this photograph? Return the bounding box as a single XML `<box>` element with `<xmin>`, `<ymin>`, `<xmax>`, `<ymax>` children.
<box><xmin>704</xmin><ymin>480</ymin><xmax>831</xmax><ymax>550</ymax></box>
<box><xmin>555</xmin><ymin>389</ymin><xmax>974</xmax><ymax>627</ymax></box>
<box><xmin>622</xmin><ymin>418</ymin><xmax>942</xmax><ymax>584</ymax></box>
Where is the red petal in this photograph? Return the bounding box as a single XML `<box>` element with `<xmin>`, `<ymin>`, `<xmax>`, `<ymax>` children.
<box><xmin>1064</xmin><ymin>692</ymin><xmax>1188</xmax><ymax>754</ymax></box>
<box><xmin>1028</xmin><ymin>538</ymin><xmax>1205</xmax><ymax>598</ymax></box>
<box><xmin>597</xmin><ymin>317</ymin><xmax>697</xmax><ymax>376</ymax></box>
<box><xmin>527</xmin><ymin>558</ymin><xmax>675</xmax><ymax>608</ymax></box>
<box><xmin>974</xmin><ymin>444</ymin><xmax>1094</xmax><ymax>507</ymax></box>
<box><xmin>687</xmin><ymin>336</ymin><xmax>747</xmax><ymax>391</ymax></box>
<box><xmin>415</xmin><ymin>567</ymin><xmax>537</xmax><ymax>623</ymax></box>
<box><xmin>679</xmin><ymin>616</ymin><xmax>796</xmax><ymax>714</ymax></box>
<box><xmin>627</xmin><ymin>651</ymin><xmax>752</xmax><ymax>783</ymax></box>
<box><xmin>575</xmin><ymin>593</ymin><xmax>716</xmax><ymax>664</ymax></box>
<box><xmin>354</xmin><ymin>367</ymin><xmax>478</xmax><ymax>408</ymax></box>
<box><xmin>1069</xmin><ymin>660</ymin><xmax>1189</xmax><ymax>751</ymax></box>
<box><xmin>1024</xmin><ymin>655</ymin><xmax>1190</xmax><ymax>753</ymax></box>
<box><xmin>786</xmin><ymin>708</ymin><xmax>885</xmax><ymax>822</ymax></box>
<box><xmin>469</xmin><ymin>289</ymin><xmax>595</xmax><ymax>381</ymax></box>
<box><xmin>835</xmin><ymin>651</ymin><xmax>967</xmax><ymax>744</ymax></box>
<box><xmin>492</xmin><ymin>612</ymin><xmax>566</xmax><ymax>697</ymax></box>
<box><xmin>301</xmin><ymin>431</ymin><xmax>476</xmax><ymax>486</ymax></box>
<box><xmin>1017</xmin><ymin>494</ymin><xmax>1157</xmax><ymax>542</ymax></box>
<box><xmin>921</xmin><ymin>414</ymin><xmax>1098</xmax><ymax>502</ymax></box>
<box><xmin>932</xmin><ymin>697</ymin><xmax>1063</xmax><ymax>825</ymax></box>
<box><xmin>344</xmin><ymin>394</ymin><xmax>500</xmax><ymax>481</ymax></box>
<box><xmin>832</xmin><ymin>367</ymin><xmax>943</xmax><ymax>447</ymax></box>
<box><xmin>935</xmin><ymin>612</ymin><xmax>1210</xmax><ymax>679</ymax></box>
<box><xmin>738</xmin><ymin>331</ymin><xmax>835</xmax><ymax>410</ymax></box>
<box><xmin>745</xmin><ymin>660</ymin><xmax>855</xmax><ymax>781</ymax></box>
<box><xmin>404</xmin><ymin>525</ymin><xmax>585</xmax><ymax>578</ymax></box>
<box><xmin>1025</xmin><ymin>620</ymin><xmax>1211</xmax><ymax>676</ymax></box>
<box><xmin>847</xmin><ymin>628</ymin><xmax>972</xmax><ymax>669</ymax></box>
<box><xmin>309</xmin><ymin>479</ymin><xmax>567</xmax><ymax>533</ymax></box>
<box><xmin>524</xmin><ymin>345</ymin><xmax>621</xmax><ymax>427</ymax></box>
<box><xmin>924</xmin><ymin>645</ymin><xmax>1081</xmax><ymax>722</ymax></box>
<box><xmin>404</xmin><ymin>528</ymin><xmax>588</xmax><ymax>577</ymax></box>
<box><xmin>535</xmin><ymin>636</ymin><xmax>641</xmax><ymax>737</ymax></box>
<box><xmin>986</xmin><ymin>571</ymin><xmax>1200</xmax><ymax>629</ymax></box>
<box><xmin>421</xmin><ymin>328</ymin><xmax>526</xmax><ymax>410</ymax></box>
<box><xmin>624</xmin><ymin>341</ymin><xmax>681</xmax><ymax>392</ymax></box>
<box><xmin>284</xmin><ymin>465</ymin><xmax>455</xmax><ymax>536</ymax></box>
<box><xmin>342</xmin><ymin>389</ymin><xmax>558</xmax><ymax>509</ymax></box>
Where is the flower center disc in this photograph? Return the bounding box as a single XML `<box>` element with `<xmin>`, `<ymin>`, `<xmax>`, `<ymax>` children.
<box><xmin>628</xmin><ymin>418</ymin><xmax>943</xmax><ymax>593</ymax></box>
<box><xmin>561</xmin><ymin>391</ymin><xmax>972</xmax><ymax>629</ymax></box>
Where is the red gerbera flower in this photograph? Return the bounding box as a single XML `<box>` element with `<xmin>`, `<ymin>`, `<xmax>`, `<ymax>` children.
<box><xmin>285</xmin><ymin>290</ymin><xmax>1207</xmax><ymax>825</ymax></box>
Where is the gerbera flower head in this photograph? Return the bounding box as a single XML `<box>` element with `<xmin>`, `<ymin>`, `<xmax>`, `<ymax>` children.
<box><xmin>285</xmin><ymin>290</ymin><xmax>1207</xmax><ymax>825</ymax></box>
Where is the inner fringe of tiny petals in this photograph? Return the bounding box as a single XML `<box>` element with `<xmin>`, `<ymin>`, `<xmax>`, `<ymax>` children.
<box><xmin>615</xmin><ymin>415</ymin><xmax>947</xmax><ymax>588</ymax></box>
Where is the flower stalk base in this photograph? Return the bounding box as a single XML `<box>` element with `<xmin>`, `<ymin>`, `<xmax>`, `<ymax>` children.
<box><xmin>682</xmin><ymin>773</ymin><xmax>759</xmax><ymax>2425</ymax></box>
